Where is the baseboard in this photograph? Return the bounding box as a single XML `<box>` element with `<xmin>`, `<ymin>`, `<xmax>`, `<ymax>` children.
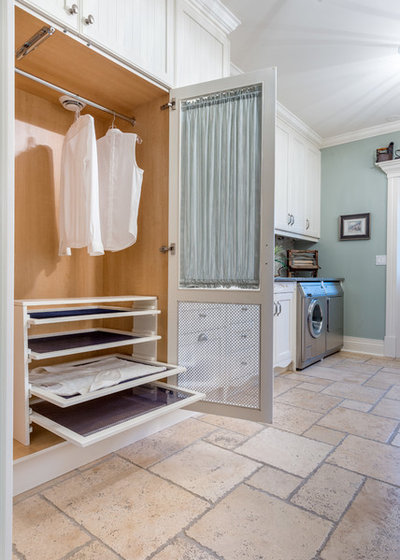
<box><xmin>343</xmin><ymin>336</ymin><xmax>384</xmax><ymax>356</ymax></box>
<box><xmin>13</xmin><ymin>409</ymin><xmax>197</xmax><ymax>496</ymax></box>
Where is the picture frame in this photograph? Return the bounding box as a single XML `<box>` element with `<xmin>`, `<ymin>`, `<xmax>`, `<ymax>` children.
<box><xmin>339</xmin><ymin>213</ymin><xmax>370</xmax><ymax>241</ymax></box>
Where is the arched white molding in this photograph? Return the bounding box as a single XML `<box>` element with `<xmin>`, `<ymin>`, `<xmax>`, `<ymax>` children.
<box><xmin>377</xmin><ymin>160</ymin><xmax>400</xmax><ymax>357</ymax></box>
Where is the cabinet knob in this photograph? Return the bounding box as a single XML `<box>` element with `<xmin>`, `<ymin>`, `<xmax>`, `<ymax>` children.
<box><xmin>199</xmin><ymin>313</ymin><xmax>207</xmax><ymax>318</ymax></box>
<box><xmin>240</xmin><ymin>334</ymin><xmax>248</xmax><ymax>339</ymax></box>
<box><xmin>240</xmin><ymin>361</ymin><xmax>248</xmax><ymax>366</ymax></box>
<box><xmin>198</xmin><ymin>333</ymin><xmax>208</xmax><ymax>342</ymax></box>
<box><xmin>85</xmin><ymin>14</ymin><xmax>95</xmax><ymax>25</ymax></box>
<box><xmin>287</xmin><ymin>213</ymin><xmax>291</xmax><ymax>225</ymax></box>
<box><xmin>68</xmin><ymin>4</ymin><xmax>79</xmax><ymax>15</ymax></box>
<box><xmin>241</xmin><ymin>306</ymin><xmax>248</xmax><ymax>312</ymax></box>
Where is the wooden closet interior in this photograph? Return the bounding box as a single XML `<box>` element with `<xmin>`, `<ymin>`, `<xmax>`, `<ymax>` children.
<box><xmin>14</xmin><ymin>6</ymin><xmax>170</xmax><ymax>459</ymax></box>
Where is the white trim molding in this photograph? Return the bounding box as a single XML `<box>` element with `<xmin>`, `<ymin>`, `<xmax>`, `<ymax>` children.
<box><xmin>376</xmin><ymin>159</ymin><xmax>400</xmax><ymax>357</ymax></box>
<box><xmin>0</xmin><ymin>0</ymin><xmax>14</xmax><ymax>558</ymax></box>
<box><xmin>188</xmin><ymin>0</ymin><xmax>241</xmax><ymax>34</ymax></box>
<box><xmin>277</xmin><ymin>102</ymin><xmax>322</xmax><ymax>148</ymax></box>
<box><xmin>343</xmin><ymin>336</ymin><xmax>384</xmax><ymax>356</ymax></box>
<box><xmin>322</xmin><ymin>120</ymin><xmax>400</xmax><ymax>149</ymax></box>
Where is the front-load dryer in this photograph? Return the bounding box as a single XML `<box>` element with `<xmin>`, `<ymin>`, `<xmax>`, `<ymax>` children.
<box><xmin>297</xmin><ymin>281</ymin><xmax>327</xmax><ymax>369</ymax></box>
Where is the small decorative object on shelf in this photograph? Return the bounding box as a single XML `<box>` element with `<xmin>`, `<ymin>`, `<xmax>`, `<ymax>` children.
<box><xmin>376</xmin><ymin>142</ymin><xmax>394</xmax><ymax>163</ymax></box>
<box><xmin>287</xmin><ymin>250</ymin><xmax>320</xmax><ymax>278</ymax></box>
<box><xmin>339</xmin><ymin>213</ymin><xmax>370</xmax><ymax>241</ymax></box>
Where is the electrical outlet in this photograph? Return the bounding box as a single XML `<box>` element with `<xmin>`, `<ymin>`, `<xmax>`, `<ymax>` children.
<box><xmin>376</xmin><ymin>255</ymin><xmax>387</xmax><ymax>266</ymax></box>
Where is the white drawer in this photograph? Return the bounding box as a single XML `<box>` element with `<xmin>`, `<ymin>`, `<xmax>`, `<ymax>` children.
<box><xmin>178</xmin><ymin>302</ymin><xmax>226</xmax><ymax>333</ymax></box>
<box><xmin>225</xmin><ymin>324</ymin><xmax>259</xmax><ymax>354</ymax></box>
<box><xmin>228</xmin><ymin>303</ymin><xmax>259</xmax><ymax>325</ymax></box>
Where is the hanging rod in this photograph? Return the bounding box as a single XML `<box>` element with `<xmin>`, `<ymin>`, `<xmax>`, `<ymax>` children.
<box><xmin>15</xmin><ymin>68</ymin><xmax>136</xmax><ymax>127</ymax></box>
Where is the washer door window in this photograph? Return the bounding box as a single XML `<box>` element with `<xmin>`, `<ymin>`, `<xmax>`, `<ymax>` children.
<box><xmin>308</xmin><ymin>299</ymin><xmax>324</xmax><ymax>338</ymax></box>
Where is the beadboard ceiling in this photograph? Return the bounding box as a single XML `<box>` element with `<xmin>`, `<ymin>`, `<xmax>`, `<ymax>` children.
<box><xmin>224</xmin><ymin>0</ymin><xmax>400</xmax><ymax>140</ymax></box>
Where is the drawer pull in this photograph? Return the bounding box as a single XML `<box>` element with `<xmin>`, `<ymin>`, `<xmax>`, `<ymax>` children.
<box><xmin>241</xmin><ymin>361</ymin><xmax>248</xmax><ymax>366</ymax></box>
<box><xmin>240</xmin><ymin>334</ymin><xmax>248</xmax><ymax>339</ymax></box>
<box><xmin>199</xmin><ymin>313</ymin><xmax>207</xmax><ymax>318</ymax></box>
<box><xmin>241</xmin><ymin>306</ymin><xmax>248</xmax><ymax>311</ymax></box>
<box><xmin>198</xmin><ymin>333</ymin><xmax>208</xmax><ymax>342</ymax></box>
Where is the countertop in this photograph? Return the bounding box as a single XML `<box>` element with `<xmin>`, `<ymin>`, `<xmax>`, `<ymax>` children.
<box><xmin>274</xmin><ymin>277</ymin><xmax>344</xmax><ymax>282</ymax></box>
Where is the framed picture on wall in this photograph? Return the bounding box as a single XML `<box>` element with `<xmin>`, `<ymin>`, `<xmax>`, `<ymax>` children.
<box><xmin>339</xmin><ymin>213</ymin><xmax>370</xmax><ymax>240</ymax></box>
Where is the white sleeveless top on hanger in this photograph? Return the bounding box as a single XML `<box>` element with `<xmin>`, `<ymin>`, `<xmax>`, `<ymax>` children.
<box><xmin>59</xmin><ymin>114</ymin><xmax>104</xmax><ymax>256</ymax></box>
<box><xmin>97</xmin><ymin>129</ymin><xmax>144</xmax><ymax>251</ymax></box>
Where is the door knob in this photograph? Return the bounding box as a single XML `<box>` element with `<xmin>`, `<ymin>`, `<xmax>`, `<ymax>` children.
<box><xmin>84</xmin><ymin>14</ymin><xmax>95</xmax><ymax>25</ymax></box>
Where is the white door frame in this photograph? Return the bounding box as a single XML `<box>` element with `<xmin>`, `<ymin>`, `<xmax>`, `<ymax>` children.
<box><xmin>377</xmin><ymin>160</ymin><xmax>400</xmax><ymax>357</ymax></box>
<box><xmin>0</xmin><ymin>1</ymin><xmax>14</xmax><ymax>558</ymax></box>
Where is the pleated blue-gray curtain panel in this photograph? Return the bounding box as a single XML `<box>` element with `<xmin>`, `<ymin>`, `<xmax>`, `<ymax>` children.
<box><xmin>179</xmin><ymin>84</ymin><xmax>262</xmax><ymax>289</ymax></box>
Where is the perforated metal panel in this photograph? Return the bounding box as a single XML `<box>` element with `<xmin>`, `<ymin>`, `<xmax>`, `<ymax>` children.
<box><xmin>177</xmin><ymin>302</ymin><xmax>260</xmax><ymax>408</ymax></box>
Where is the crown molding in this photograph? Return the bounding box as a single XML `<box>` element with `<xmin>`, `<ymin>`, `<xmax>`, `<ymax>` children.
<box><xmin>376</xmin><ymin>159</ymin><xmax>400</xmax><ymax>178</ymax></box>
<box><xmin>322</xmin><ymin>120</ymin><xmax>400</xmax><ymax>149</ymax></box>
<box><xmin>277</xmin><ymin>102</ymin><xmax>322</xmax><ymax>147</ymax></box>
<box><xmin>230</xmin><ymin>62</ymin><xmax>243</xmax><ymax>76</ymax></box>
<box><xmin>188</xmin><ymin>0</ymin><xmax>241</xmax><ymax>35</ymax></box>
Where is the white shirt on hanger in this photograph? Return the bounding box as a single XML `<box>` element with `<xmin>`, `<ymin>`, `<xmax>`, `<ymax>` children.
<box><xmin>59</xmin><ymin>114</ymin><xmax>104</xmax><ymax>256</ymax></box>
<box><xmin>97</xmin><ymin>128</ymin><xmax>144</xmax><ymax>251</ymax></box>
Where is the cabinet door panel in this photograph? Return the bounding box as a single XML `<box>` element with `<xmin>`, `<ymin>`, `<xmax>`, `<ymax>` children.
<box><xmin>288</xmin><ymin>133</ymin><xmax>306</xmax><ymax>234</ymax></box>
<box><xmin>305</xmin><ymin>144</ymin><xmax>321</xmax><ymax>239</ymax></box>
<box><xmin>80</xmin><ymin>0</ymin><xmax>118</xmax><ymax>48</ymax></box>
<box><xmin>273</xmin><ymin>293</ymin><xmax>294</xmax><ymax>368</ymax></box>
<box><xmin>275</xmin><ymin>124</ymin><xmax>290</xmax><ymax>232</ymax></box>
<box><xmin>22</xmin><ymin>0</ymin><xmax>80</xmax><ymax>29</ymax></box>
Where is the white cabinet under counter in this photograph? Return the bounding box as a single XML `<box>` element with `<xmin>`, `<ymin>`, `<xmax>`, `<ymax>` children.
<box><xmin>273</xmin><ymin>282</ymin><xmax>296</xmax><ymax>372</ymax></box>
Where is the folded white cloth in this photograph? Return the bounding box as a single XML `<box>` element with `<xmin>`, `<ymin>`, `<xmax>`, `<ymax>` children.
<box><xmin>30</xmin><ymin>356</ymin><xmax>166</xmax><ymax>396</ymax></box>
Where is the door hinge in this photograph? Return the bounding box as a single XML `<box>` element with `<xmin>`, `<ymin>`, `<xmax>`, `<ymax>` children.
<box><xmin>160</xmin><ymin>99</ymin><xmax>176</xmax><ymax>111</ymax></box>
<box><xmin>159</xmin><ymin>243</ymin><xmax>175</xmax><ymax>254</ymax></box>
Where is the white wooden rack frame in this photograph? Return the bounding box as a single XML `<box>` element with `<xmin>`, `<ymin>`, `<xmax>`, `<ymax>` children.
<box><xmin>14</xmin><ymin>296</ymin><xmax>204</xmax><ymax>448</ymax></box>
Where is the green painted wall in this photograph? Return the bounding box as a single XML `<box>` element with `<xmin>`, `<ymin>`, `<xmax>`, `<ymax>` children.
<box><xmin>316</xmin><ymin>132</ymin><xmax>400</xmax><ymax>340</ymax></box>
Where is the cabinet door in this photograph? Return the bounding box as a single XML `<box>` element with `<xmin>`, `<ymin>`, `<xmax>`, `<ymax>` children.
<box><xmin>304</xmin><ymin>144</ymin><xmax>321</xmax><ymax>239</ymax></box>
<box><xmin>21</xmin><ymin>0</ymin><xmax>80</xmax><ymax>29</ymax></box>
<box><xmin>168</xmin><ymin>69</ymin><xmax>276</xmax><ymax>423</ymax></box>
<box><xmin>275</xmin><ymin>123</ymin><xmax>290</xmax><ymax>232</ymax></box>
<box><xmin>175</xmin><ymin>0</ymin><xmax>230</xmax><ymax>87</ymax></box>
<box><xmin>288</xmin><ymin>132</ymin><xmax>306</xmax><ymax>235</ymax></box>
<box><xmin>273</xmin><ymin>292</ymin><xmax>294</xmax><ymax>368</ymax></box>
<box><xmin>80</xmin><ymin>0</ymin><xmax>174</xmax><ymax>84</ymax></box>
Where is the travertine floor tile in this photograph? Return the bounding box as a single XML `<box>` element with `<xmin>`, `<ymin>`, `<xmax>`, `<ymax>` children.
<box><xmin>371</xmin><ymin>398</ymin><xmax>400</xmax><ymax>420</ymax></box>
<box><xmin>246</xmin><ymin>464</ymin><xmax>302</xmax><ymax>499</ymax></box>
<box><xmin>365</xmin><ymin>356</ymin><xmax>397</xmax><ymax>366</ymax></box>
<box><xmin>366</xmin><ymin>370</ymin><xmax>400</xmax><ymax>389</ymax></box>
<box><xmin>339</xmin><ymin>399</ymin><xmax>372</xmax><ymax>412</ymax></box>
<box><xmin>318</xmin><ymin>406</ymin><xmax>397</xmax><ymax>442</ymax></box>
<box><xmin>276</xmin><ymin>387</ymin><xmax>342</xmax><ymax>413</ymax></box>
<box><xmin>198</xmin><ymin>414</ymin><xmax>264</xmax><ymax>436</ymax></box>
<box><xmin>300</xmin><ymin>365</ymin><xmax>370</xmax><ymax>384</ymax></box>
<box><xmin>336</xmin><ymin>360</ymin><xmax>380</xmax><ymax>374</ymax></box>
<box><xmin>284</xmin><ymin>372</ymin><xmax>332</xmax><ymax>385</ymax></box>
<box><xmin>336</xmin><ymin>352</ymin><xmax>371</xmax><ymax>362</ymax></box>
<box><xmin>272</xmin><ymin>401</ymin><xmax>322</xmax><ymax>434</ymax></box>
<box><xmin>150</xmin><ymin>440</ymin><xmax>259</xmax><ymax>502</ymax></box>
<box><xmin>187</xmin><ymin>484</ymin><xmax>332</xmax><ymax>560</ymax></box>
<box><xmin>152</xmin><ymin>537</ymin><xmax>216</xmax><ymax>560</ymax></box>
<box><xmin>391</xmin><ymin>433</ymin><xmax>400</xmax><ymax>446</ymax></box>
<box><xmin>303</xmin><ymin>425</ymin><xmax>346</xmax><ymax>446</ymax></box>
<box><xmin>327</xmin><ymin>435</ymin><xmax>400</xmax><ymax>485</ymax></box>
<box><xmin>274</xmin><ymin>376</ymin><xmax>301</xmax><ymax>396</ymax></box>
<box><xmin>236</xmin><ymin>427</ymin><xmax>332</xmax><ymax>477</ymax></box>
<box><xmin>203</xmin><ymin>428</ymin><xmax>248</xmax><ymax>449</ymax></box>
<box><xmin>381</xmin><ymin>363</ymin><xmax>400</xmax><ymax>372</ymax></box>
<box><xmin>297</xmin><ymin>382</ymin><xmax>325</xmax><ymax>392</ymax></box>
<box><xmin>43</xmin><ymin>456</ymin><xmax>207</xmax><ymax>560</ymax></box>
<box><xmin>320</xmin><ymin>354</ymin><xmax>345</xmax><ymax>367</ymax></box>
<box><xmin>13</xmin><ymin>495</ymin><xmax>90</xmax><ymax>560</ymax></box>
<box><xmin>386</xmin><ymin>385</ymin><xmax>400</xmax><ymax>400</ymax></box>
<box><xmin>117</xmin><ymin>418</ymin><xmax>215</xmax><ymax>467</ymax></box>
<box><xmin>321</xmin><ymin>381</ymin><xmax>383</xmax><ymax>404</ymax></box>
<box><xmin>291</xmin><ymin>464</ymin><xmax>363</xmax><ymax>521</ymax></box>
<box><xmin>67</xmin><ymin>541</ymin><xmax>121</xmax><ymax>559</ymax></box>
<box><xmin>321</xmin><ymin>479</ymin><xmax>400</xmax><ymax>560</ymax></box>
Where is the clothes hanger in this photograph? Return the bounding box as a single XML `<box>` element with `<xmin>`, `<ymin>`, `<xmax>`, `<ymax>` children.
<box><xmin>108</xmin><ymin>111</ymin><xmax>143</xmax><ymax>143</ymax></box>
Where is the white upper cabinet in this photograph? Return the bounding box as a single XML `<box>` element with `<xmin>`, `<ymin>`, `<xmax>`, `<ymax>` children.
<box><xmin>80</xmin><ymin>0</ymin><xmax>174</xmax><ymax>84</ymax></box>
<box><xmin>20</xmin><ymin>0</ymin><xmax>80</xmax><ymax>29</ymax></box>
<box><xmin>275</xmin><ymin>115</ymin><xmax>321</xmax><ymax>241</ymax></box>
<box><xmin>174</xmin><ymin>0</ymin><xmax>238</xmax><ymax>87</ymax></box>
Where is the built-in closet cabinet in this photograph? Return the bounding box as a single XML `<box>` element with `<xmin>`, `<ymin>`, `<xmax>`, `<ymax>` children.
<box><xmin>174</xmin><ymin>0</ymin><xmax>237</xmax><ymax>87</ymax></box>
<box><xmin>17</xmin><ymin>0</ymin><xmax>175</xmax><ymax>85</ymax></box>
<box><xmin>275</xmin><ymin>118</ymin><xmax>321</xmax><ymax>241</ymax></box>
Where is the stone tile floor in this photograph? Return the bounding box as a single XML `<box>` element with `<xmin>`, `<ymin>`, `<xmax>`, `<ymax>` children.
<box><xmin>12</xmin><ymin>351</ymin><xmax>400</xmax><ymax>559</ymax></box>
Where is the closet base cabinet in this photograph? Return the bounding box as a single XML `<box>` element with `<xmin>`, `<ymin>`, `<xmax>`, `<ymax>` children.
<box><xmin>273</xmin><ymin>283</ymin><xmax>296</xmax><ymax>372</ymax></box>
<box><xmin>14</xmin><ymin>297</ymin><xmax>204</xmax><ymax>448</ymax></box>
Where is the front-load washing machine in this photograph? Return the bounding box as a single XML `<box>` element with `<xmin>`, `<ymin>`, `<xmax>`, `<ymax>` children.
<box><xmin>296</xmin><ymin>281</ymin><xmax>327</xmax><ymax>369</ymax></box>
